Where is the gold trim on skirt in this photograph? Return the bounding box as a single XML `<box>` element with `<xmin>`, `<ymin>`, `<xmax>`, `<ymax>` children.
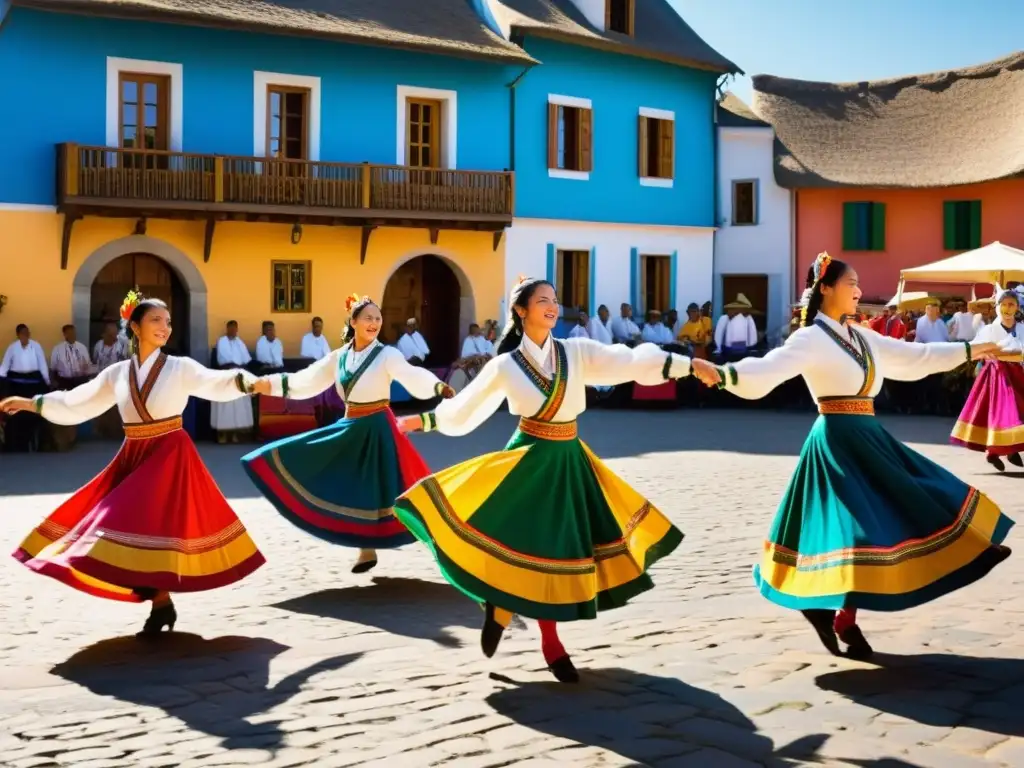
<box><xmin>817</xmin><ymin>397</ymin><xmax>875</xmax><ymax>416</ymax></box>
<box><xmin>518</xmin><ymin>418</ymin><xmax>578</xmax><ymax>440</ymax></box>
<box><xmin>123</xmin><ymin>416</ymin><xmax>183</xmax><ymax>439</ymax></box>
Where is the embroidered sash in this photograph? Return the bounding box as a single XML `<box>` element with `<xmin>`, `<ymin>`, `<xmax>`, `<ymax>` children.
<box><xmin>129</xmin><ymin>352</ymin><xmax>168</xmax><ymax>423</ymax></box>
<box><xmin>814</xmin><ymin>320</ymin><xmax>876</xmax><ymax>397</ymax></box>
<box><xmin>511</xmin><ymin>339</ymin><xmax>568</xmax><ymax>423</ymax></box>
<box><xmin>338</xmin><ymin>343</ymin><xmax>385</xmax><ymax>399</ymax></box>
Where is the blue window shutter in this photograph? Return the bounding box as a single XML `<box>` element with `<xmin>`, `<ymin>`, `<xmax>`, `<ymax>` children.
<box><xmin>545</xmin><ymin>243</ymin><xmax>555</xmax><ymax>285</ymax></box>
<box><xmin>588</xmin><ymin>247</ymin><xmax>597</xmax><ymax>314</ymax></box>
<box><xmin>669</xmin><ymin>251</ymin><xmax>678</xmax><ymax>311</ymax></box>
<box><xmin>630</xmin><ymin>247</ymin><xmax>639</xmax><ymax>311</ymax></box>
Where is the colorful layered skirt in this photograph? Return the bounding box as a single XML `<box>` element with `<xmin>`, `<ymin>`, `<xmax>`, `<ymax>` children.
<box><xmin>950</xmin><ymin>360</ymin><xmax>1024</xmax><ymax>456</ymax></box>
<box><xmin>754</xmin><ymin>397</ymin><xmax>1014</xmax><ymax>612</ymax></box>
<box><xmin>394</xmin><ymin>417</ymin><xmax>683</xmax><ymax>622</ymax></box>
<box><xmin>12</xmin><ymin>416</ymin><xmax>265</xmax><ymax>602</ymax></box>
<box><xmin>241</xmin><ymin>400</ymin><xmax>426</xmax><ymax>548</ymax></box>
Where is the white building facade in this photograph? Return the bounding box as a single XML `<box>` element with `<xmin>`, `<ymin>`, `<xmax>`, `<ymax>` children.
<box><xmin>714</xmin><ymin>94</ymin><xmax>794</xmax><ymax>343</ymax></box>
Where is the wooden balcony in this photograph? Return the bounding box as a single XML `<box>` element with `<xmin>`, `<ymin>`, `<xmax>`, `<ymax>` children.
<box><xmin>55</xmin><ymin>143</ymin><xmax>515</xmax><ymax>266</ymax></box>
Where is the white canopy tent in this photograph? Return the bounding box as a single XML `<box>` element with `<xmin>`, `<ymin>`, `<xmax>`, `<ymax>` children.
<box><xmin>898</xmin><ymin>242</ymin><xmax>1024</xmax><ymax>289</ymax></box>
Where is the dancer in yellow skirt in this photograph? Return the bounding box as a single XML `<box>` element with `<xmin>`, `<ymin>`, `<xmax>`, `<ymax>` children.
<box><xmin>395</xmin><ymin>277</ymin><xmax>691</xmax><ymax>682</ymax></box>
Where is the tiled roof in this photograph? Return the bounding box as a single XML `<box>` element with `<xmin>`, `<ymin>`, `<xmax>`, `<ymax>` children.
<box><xmin>14</xmin><ymin>0</ymin><xmax>536</xmax><ymax>63</ymax></box>
<box><xmin>752</xmin><ymin>51</ymin><xmax>1024</xmax><ymax>188</ymax></box>
<box><xmin>492</xmin><ymin>0</ymin><xmax>739</xmax><ymax>73</ymax></box>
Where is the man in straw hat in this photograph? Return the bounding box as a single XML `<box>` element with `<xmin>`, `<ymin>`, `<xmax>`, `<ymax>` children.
<box><xmin>713</xmin><ymin>293</ymin><xmax>758</xmax><ymax>362</ymax></box>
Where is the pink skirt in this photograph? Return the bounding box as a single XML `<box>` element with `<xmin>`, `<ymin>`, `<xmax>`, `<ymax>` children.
<box><xmin>951</xmin><ymin>360</ymin><xmax>1024</xmax><ymax>456</ymax></box>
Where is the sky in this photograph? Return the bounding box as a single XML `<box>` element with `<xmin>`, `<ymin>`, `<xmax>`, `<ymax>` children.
<box><xmin>670</xmin><ymin>0</ymin><xmax>1023</xmax><ymax>104</ymax></box>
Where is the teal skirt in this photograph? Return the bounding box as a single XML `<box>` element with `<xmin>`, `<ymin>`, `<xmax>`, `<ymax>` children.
<box><xmin>754</xmin><ymin>410</ymin><xmax>1013</xmax><ymax>611</ymax></box>
<box><xmin>241</xmin><ymin>408</ymin><xmax>428</xmax><ymax>548</ymax></box>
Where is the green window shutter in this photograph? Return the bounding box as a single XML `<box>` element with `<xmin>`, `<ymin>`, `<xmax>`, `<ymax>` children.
<box><xmin>842</xmin><ymin>203</ymin><xmax>858</xmax><ymax>250</ymax></box>
<box><xmin>870</xmin><ymin>203</ymin><xmax>886</xmax><ymax>251</ymax></box>
<box><xmin>969</xmin><ymin>200</ymin><xmax>982</xmax><ymax>249</ymax></box>
<box><xmin>943</xmin><ymin>201</ymin><xmax>957</xmax><ymax>250</ymax></box>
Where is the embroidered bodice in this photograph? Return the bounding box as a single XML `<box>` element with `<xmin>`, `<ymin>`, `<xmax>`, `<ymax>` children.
<box><xmin>268</xmin><ymin>341</ymin><xmax>445</xmax><ymax>402</ymax></box>
<box><xmin>717</xmin><ymin>312</ymin><xmax>984</xmax><ymax>401</ymax></box>
<box><xmin>34</xmin><ymin>351</ymin><xmax>256</xmax><ymax>426</ymax></box>
<box><xmin>424</xmin><ymin>337</ymin><xmax>691</xmax><ymax>437</ymax></box>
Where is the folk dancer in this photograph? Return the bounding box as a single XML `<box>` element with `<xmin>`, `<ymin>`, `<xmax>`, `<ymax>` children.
<box><xmin>691</xmin><ymin>253</ymin><xmax>1012</xmax><ymax>660</ymax></box>
<box><xmin>2</xmin><ymin>293</ymin><xmax>265</xmax><ymax>636</ymax></box>
<box><xmin>714</xmin><ymin>295</ymin><xmax>758</xmax><ymax>361</ymax></box>
<box><xmin>92</xmin><ymin>320</ymin><xmax>129</xmax><ymax>439</ymax></box>
<box><xmin>951</xmin><ymin>289</ymin><xmax>1024</xmax><ymax>471</ymax></box>
<box><xmin>0</xmin><ymin>323</ymin><xmax>50</xmax><ymax>452</ymax></box>
<box><xmin>242</xmin><ymin>294</ymin><xmax>454</xmax><ymax>574</ymax></box>
<box><xmin>397</xmin><ymin>319</ymin><xmax>431</xmax><ymax>367</ymax></box>
<box><xmin>212</xmin><ymin>321</ymin><xmax>254</xmax><ymax>443</ymax></box>
<box><xmin>300</xmin><ymin>317</ymin><xmax>332</xmax><ymax>361</ymax></box>
<box><xmin>394</xmin><ymin>277</ymin><xmax>688</xmax><ymax>683</ymax></box>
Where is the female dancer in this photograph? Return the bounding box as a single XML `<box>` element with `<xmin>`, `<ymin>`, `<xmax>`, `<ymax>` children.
<box><xmin>690</xmin><ymin>253</ymin><xmax>1013</xmax><ymax>660</ymax></box>
<box><xmin>2</xmin><ymin>292</ymin><xmax>265</xmax><ymax>635</ymax></box>
<box><xmin>951</xmin><ymin>289</ymin><xmax>1024</xmax><ymax>471</ymax></box>
<box><xmin>394</xmin><ymin>277</ymin><xmax>688</xmax><ymax>683</ymax></box>
<box><xmin>243</xmin><ymin>294</ymin><xmax>453</xmax><ymax>574</ymax></box>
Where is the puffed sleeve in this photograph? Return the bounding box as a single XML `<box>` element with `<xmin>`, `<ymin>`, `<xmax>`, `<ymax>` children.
<box><xmin>572</xmin><ymin>339</ymin><xmax>690</xmax><ymax>387</ymax></box>
<box><xmin>267</xmin><ymin>350</ymin><xmax>338</xmax><ymax>399</ymax></box>
<box><xmin>865</xmin><ymin>329</ymin><xmax>971</xmax><ymax>381</ymax></box>
<box><xmin>383</xmin><ymin>347</ymin><xmax>447</xmax><ymax>400</ymax></box>
<box><xmin>715</xmin><ymin>328</ymin><xmax>812</xmax><ymax>400</ymax></box>
<box><xmin>178</xmin><ymin>357</ymin><xmax>257</xmax><ymax>402</ymax></box>
<box><xmin>34</xmin><ymin>364</ymin><xmax>120</xmax><ymax>425</ymax></box>
<box><xmin>420</xmin><ymin>357</ymin><xmax>507</xmax><ymax>437</ymax></box>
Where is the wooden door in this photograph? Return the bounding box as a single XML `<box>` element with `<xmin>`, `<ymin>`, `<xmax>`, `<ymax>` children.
<box><xmin>721</xmin><ymin>274</ymin><xmax>769</xmax><ymax>332</ymax></box>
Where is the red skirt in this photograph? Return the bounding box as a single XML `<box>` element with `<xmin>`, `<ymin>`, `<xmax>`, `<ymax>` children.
<box><xmin>12</xmin><ymin>416</ymin><xmax>265</xmax><ymax>602</ymax></box>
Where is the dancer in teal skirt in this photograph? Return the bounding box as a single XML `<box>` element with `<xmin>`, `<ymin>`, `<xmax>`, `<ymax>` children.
<box><xmin>691</xmin><ymin>252</ymin><xmax>1014</xmax><ymax>660</ymax></box>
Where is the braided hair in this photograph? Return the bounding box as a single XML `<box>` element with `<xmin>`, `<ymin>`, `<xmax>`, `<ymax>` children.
<box><xmin>801</xmin><ymin>255</ymin><xmax>849</xmax><ymax>327</ymax></box>
<box><xmin>495</xmin><ymin>277</ymin><xmax>555</xmax><ymax>356</ymax></box>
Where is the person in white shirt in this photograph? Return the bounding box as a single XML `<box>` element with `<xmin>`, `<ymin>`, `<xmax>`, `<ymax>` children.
<box><xmin>914</xmin><ymin>300</ymin><xmax>951</xmax><ymax>414</ymax></box>
<box><xmin>568</xmin><ymin>310</ymin><xmax>590</xmax><ymax>339</ymax></box>
<box><xmin>93</xmin><ymin>320</ymin><xmax>128</xmax><ymax>372</ymax></box>
<box><xmin>300</xmin><ymin>316</ymin><xmax>331</xmax><ymax>360</ymax></box>
<box><xmin>50</xmin><ymin>324</ymin><xmax>94</xmax><ymax>388</ymax></box>
<box><xmin>714</xmin><ymin>295</ymin><xmax>759</xmax><ymax>361</ymax></box>
<box><xmin>641</xmin><ymin>310</ymin><xmax>674</xmax><ymax>346</ymax></box>
<box><xmin>586</xmin><ymin>305</ymin><xmax>613</xmax><ymax>345</ymax></box>
<box><xmin>610</xmin><ymin>303</ymin><xmax>641</xmax><ymax>345</ymax></box>
<box><xmin>256</xmin><ymin>321</ymin><xmax>285</xmax><ymax>372</ymax></box>
<box><xmin>212</xmin><ymin>321</ymin><xmax>254</xmax><ymax>443</ymax></box>
<box><xmin>460</xmin><ymin>323</ymin><xmax>495</xmax><ymax>359</ymax></box>
<box><xmin>948</xmin><ymin>301</ymin><xmax>977</xmax><ymax>341</ymax></box>
<box><xmin>397</xmin><ymin>318</ymin><xmax>431</xmax><ymax>366</ymax></box>
<box><xmin>0</xmin><ymin>324</ymin><xmax>50</xmax><ymax>451</ymax></box>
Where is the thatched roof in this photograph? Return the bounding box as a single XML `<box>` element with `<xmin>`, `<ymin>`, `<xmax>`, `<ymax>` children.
<box><xmin>12</xmin><ymin>0</ymin><xmax>536</xmax><ymax>63</ymax></box>
<box><xmin>717</xmin><ymin>92</ymin><xmax>767</xmax><ymax>128</ymax></box>
<box><xmin>492</xmin><ymin>0</ymin><xmax>739</xmax><ymax>73</ymax></box>
<box><xmin>752</xmin><ymin>51</ymin><xmax>1024</xmax><ymax>188</ymax></box>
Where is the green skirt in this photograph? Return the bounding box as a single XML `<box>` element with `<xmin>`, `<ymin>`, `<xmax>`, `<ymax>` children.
<box><xmin>755</xmin><ymin>410</ymin><xmax>1014</xmax><ymax>611</ymax></box>
<box><xmin>394</xmin><ymin>422</ymin><xmax>683</xmax><ymax>622</ymax></box>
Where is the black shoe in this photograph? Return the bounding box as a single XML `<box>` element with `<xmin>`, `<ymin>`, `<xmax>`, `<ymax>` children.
<box><xmin>547</xmin><ymin>654</ymin><xmax>579</xmax><ymax>684</ymax></box>
<box><xmin>137</xmin><ymin>603</ymin><xmax>177</xmax><ymax>638</ymax></box>
<box><xmin>838</xmin><ymin>625</ymin><xmax>873</xmax><ymax>661</ymax></box>
<box><xmin>480</xmin><ymin>603</ymin><xmax>505</xmax><ymax>659</ymax></box>
<box><xmin>351</xmin><ymin>558</ymin><xmax>378</xmax><ymax>574</ymax></box>
<box><xmin>1008</xmin><ymin>453</ymin><xmax>1023</xmax><ymax>468</ymax></box>
<box><xmin>800</xmin><ymin>609</ymin><xmax>841</xmax><ymax>656</ymax></box>
<box><xmin>987</xmin><ymin>455</ymin><xmax>1006</xmax><ymax>472</ymax></box>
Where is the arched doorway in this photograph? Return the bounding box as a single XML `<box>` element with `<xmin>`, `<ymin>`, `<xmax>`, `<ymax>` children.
<box><xmin>382</xmin><ymin>254</ymin><xmax>464</xmax><ymax>365</ymax></box>
<box><xmin>90</xmin><ymin>254</ymin><xmax>190</xmax><ymax>356</ymax></box>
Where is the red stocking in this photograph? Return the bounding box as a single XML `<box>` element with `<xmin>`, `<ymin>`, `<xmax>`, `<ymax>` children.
<box><xmin>538</xmin><ymin>620</ymin><xmax>567</xmax><ymax>664</ymax></box>
<box><xmin>834</xmin><ymin>608</ymin><xmax>857</xmax><ymax>634</ymax></box>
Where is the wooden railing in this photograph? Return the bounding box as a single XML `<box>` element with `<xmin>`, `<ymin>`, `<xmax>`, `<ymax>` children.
<box><xmin>58</xmin><ymin>144</ymin><xmax>515</xmax><ymax>217</ymax></box>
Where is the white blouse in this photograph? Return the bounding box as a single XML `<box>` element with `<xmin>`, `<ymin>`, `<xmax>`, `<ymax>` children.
<box><xmin>268</xmin><ymin>341</ymin><xmax>445</xmax><ymax>402</ymax></box>
<box><xmin>424</xmin><ymin>336</ymin><xmax>691</xmax><ymax>437</ymax></box>
<box><xmin>973</xmin><ymin>321</ymin><xmax>1024</xmax><ymax>344</ymax></box>
<box><xmin>35</xmin><ymin>351</ymin><xmax>257</xmax><ymax>426</ymax></box>
<box><xmin>717</xmin><ymin>312</ymin><xmax>984</xmax><ymax>401</ymax></box>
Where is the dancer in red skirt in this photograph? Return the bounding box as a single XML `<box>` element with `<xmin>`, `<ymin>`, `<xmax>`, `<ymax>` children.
<box><xmin>1</xmin><ymin>291</ymin><xmax>266</xmax><ymax>636</ymax></box>
<box><xmin>951</xmin><ymin>289</ymin><xmax>1024</xmax><ymax>471</ymax></box>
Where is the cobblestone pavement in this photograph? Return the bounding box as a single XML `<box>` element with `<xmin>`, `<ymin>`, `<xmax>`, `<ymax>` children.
<box><xmin>2</xmin><ymin>409</ymin><xmax>1023</xmax><ymax>768</ymax></box>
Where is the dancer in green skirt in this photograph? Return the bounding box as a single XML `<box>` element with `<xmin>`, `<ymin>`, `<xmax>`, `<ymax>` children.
<box><xmin>394</xmin><ymin>277</ymin><xmax>690</xmax><ymax>682</ymax></box>
<box><xmin>691</xmin><ymin>252</ymin><xmax>1014</xmax><ymax>660</ymax></box>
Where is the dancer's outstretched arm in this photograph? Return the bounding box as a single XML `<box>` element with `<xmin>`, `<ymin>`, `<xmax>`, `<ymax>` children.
<box><xmin>572</xmin><ymin>339</ymin><xmax>691</xmax><ymax>387</ymax></box>
<box><xmin>383</xmin><ymin>347</ymin><xmax>454</xmax><ymax>401</ymax></box>
<box><xmin>402</xmin><ymin>357</ymin><xmax>507</xmax><ymax>437</ymax></box>
<box><xmin>180</xmin><ymin>358</ymin><xmax>258</xmax><ymax>402</ymax></box>
<box><xmin>865</xmin><ymin>329</ymin><xmax>997</xmax><ymax>380</ymax></box>
<box><xmin>1</xmin><ymin>363</ymin><xmax>119</xmax><ymax>424</ymax></box>
<box><xmin>263</xmin><ymin>350</ymin><xmax>338</xmax><ymax>399</ymax></box>
<box><xmin>695</xmin><ymin>328</ymin><xmax>813</xmax><ymax>401</ymax></box>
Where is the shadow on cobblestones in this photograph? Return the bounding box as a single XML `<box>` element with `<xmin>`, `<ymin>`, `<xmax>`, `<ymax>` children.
<box><xmin>49</xmin><ymin>633</ymin><xmax>362</xmax><ymax>751</ymax></box>
<box><xmin>816</xmin><ymin>652</ymin><xmax>1024</xmax><ymax>737</ymax></box>
<box><xmin>486</xmin><ymin>667</ymin><xmax>830</xmax><ymax>765</ymax></box>
<box><xmin>271</xmin><ymin>576</ymin><xmax>479</xmax><ymax>647</ymax></box>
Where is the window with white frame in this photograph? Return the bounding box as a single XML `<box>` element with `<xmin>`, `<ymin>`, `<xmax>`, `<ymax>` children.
<box><xmin>547</xmin><ymin>95</ymin><xmax>593</xmax><ymax>179</ymax></box>
<box><xmin>106</xmin><ymin>57</ymin><xmax>183</xmax><ymax>152</ymax></box>
<box><xmin>397</xmin><ymin>85</ymin><xmax>457</xmax><ymax>168</ymax></box>
<box><xmin>638</xmin><ymin>107</ymin><xmax>674</xmax><ymax>186</ymax></box>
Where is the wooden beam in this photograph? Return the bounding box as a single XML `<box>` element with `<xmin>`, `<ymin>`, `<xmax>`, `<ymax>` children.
<box><xmin>492</xmin><ymin>229</ymin><xmax>504</xmax><ymax>252</ymax></box>
<box><xmin>429</xmin><ymin>227</ymin><xmax>440</xmax><ymax>245</ymax></box>
<box><xmin>203</xmin><ymin>219</ymin><xmax>216</xmax><ymax>263</ymax></box>
<box><xmin>60</xmin><ymin>213</ymin><xmax>80</xmax><ymax>270</ymax></box>
<box><xmin>360</xmin><ymin>225</ymin><xmax>377</xmax><ymax>265</ymax></box>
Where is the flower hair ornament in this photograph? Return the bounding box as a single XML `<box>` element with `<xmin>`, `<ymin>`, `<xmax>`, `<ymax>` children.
<box><xmin>344</xmin><ymin>293</ymin><xmax>371</xmax><ymax>313</ymax></box>
<box><xmin>812</xmin><ymin>251</ymin><xmax>833</xmax><ymax>285</ymax></box>
<box><xmin>119</xmin><ymin>288</ymin><xmax>143</xmax><ymax>330</ymax></box>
